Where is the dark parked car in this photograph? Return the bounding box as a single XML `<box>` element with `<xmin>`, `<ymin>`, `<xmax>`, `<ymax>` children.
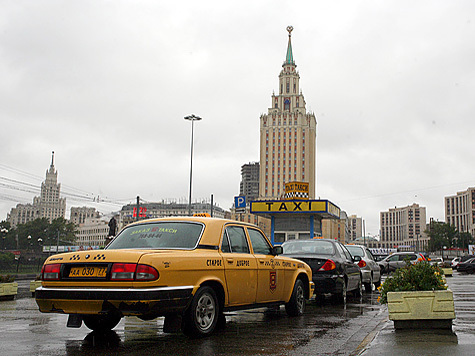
<box><xmin>377</xmin><ymin>252</ymin><xmax>426</xmax><ymax>274</ymax></box>
<box><xmin>456</xmin><ymin>258</ymin><xmax>475</xmax><ymax>274</ymax></box>
<box><xmin>282</xmin><ymin>239</ymin><xmax>362</xmax><ymax>304</ymax></box>
<box><xmin>345</xmin><ymin>245</ymin><xmax>381</xmax><ymax>292</ymax></box>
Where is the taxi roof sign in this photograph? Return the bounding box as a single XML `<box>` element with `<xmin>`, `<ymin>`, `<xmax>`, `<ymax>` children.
<box><xmin>193</xmin><ymin>213</ymin><xmax>211</xmax><ymax>217</ymax></box>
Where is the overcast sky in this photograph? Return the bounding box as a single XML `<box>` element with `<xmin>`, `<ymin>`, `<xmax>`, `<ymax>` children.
<box><xmin>1</xmin><ymin>0</ymin><xmax>475</xmax><ymax>236</ymax></box>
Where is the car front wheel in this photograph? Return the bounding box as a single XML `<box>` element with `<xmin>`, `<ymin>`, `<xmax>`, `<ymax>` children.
<box><xmin>285</xmin><ymin>279</ymin><xmax>306</xmax><ymax>316</ymax></box>
<box><xmin>183</xmin><ymin>286</ymin><xmax>219</xmax><ymax>337</ymax></box>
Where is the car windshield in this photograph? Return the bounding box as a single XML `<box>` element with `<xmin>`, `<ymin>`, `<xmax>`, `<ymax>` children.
<box><xmin>282</xmin><ymin>240</ymin><xmax>335</xmax><ymax>255</ymax></box>
<box><xmin>345</xmin><ymin>245</ymin><xmax>364</xmax><ymax>257</ymax></box>
<box><xmin>106</xmin><ymin>222</ymin><xmax>204</xmax><ymax>250</ymax></box>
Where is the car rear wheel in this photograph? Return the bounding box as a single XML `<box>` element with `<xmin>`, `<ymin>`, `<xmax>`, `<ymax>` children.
<box><xmin>354</xmin><ymin>276</ymin><xmax>363</xmax><ymax>297</ymax></box>
<box><xmin>285</xmin><ymin>279</ymin><xmax>306</xmax><ymax>316</ymax></box>
<box><xmin>183</xmin><ymin>286</ymin><xmax>219</xmax><ymax>337</ymax></box>
<box><xmin>364</xmin><ymin>275</ymin><xmax>373</xmax><ymax>293</ymax></box>
<box><xmin>82</xmin><ymin>313</ymin><xmax>121</xmax><ymax>332</ymax></box>
<box><xmin>333</xmin><ymin>279</ymin><xmax>347</xmax><ymax>304</ymax></box>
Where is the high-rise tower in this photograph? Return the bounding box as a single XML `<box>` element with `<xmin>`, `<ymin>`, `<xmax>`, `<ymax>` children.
<box><xmin>7</xmin><ymin>152</ymin><xmax>66</xmax><ymax>227</ymax></box>
<box><xmin>259</xmin><ymin>26</ymin><xmax>317</xmax><ymax>200</ymax></box>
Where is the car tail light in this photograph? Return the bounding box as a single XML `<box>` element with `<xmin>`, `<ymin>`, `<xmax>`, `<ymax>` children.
<box><xmin>136</xmin><ymin>264</ymin><xmax>159</xmax><ymax>281</ymax></box>
<box><xmin>358</xmin><ymin>259</ymin><xmax>367</xmax><ymax>268</ymax></box>
<box><xmin>319</xmin><ymin>259</ymin><xmax>336</xmax><ymax>271</ymax></box>
<box><xmin>111</xmin><ymin>263</ymin><xmax>136</xmax><ymax>280</ymax></box>
<box><xmin>42</xmin><ymin>263</ymin><xmax>61</xmax><ymax>280</ymax></box>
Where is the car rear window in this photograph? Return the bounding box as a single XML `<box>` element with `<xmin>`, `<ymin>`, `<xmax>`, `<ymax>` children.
<box><xmin>106</xmin><ymin>222</ymin><xmax>204</xmax><ymax>250</ymax></box>
<box><xmin>282</xmin><ymin>240</ymin><xmax>335</xmax><ymax>255</ymax></box>
<box><xmin>345</xmin><ymin>245</ymin><xmax>364</xmax><ymax>257</ymax></box>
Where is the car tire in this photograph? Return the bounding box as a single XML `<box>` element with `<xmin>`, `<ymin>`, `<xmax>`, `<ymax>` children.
<box><xmin>364</xmin><ymin>275</ymin><xmax>373</xmax><ymax>293</ymax></box>
<box><xmin>354</xmin><ymin>276</ymin><xmax>363</xmax><ymax>297</ymax></box>
<box><xmin>285</xmin><ymin>279</ymin><xmax>306</xmax><ymax>316</ymax></box>
<box><xmin>82</xmin><ymin>313</ymin><xmax>121</xmax><ymax>332</ymax></box>
<box><xmin>333</xmin><ymin>278</ymin><xmax>347</xmax><ymax>304</ymax></box>
<box><xmin>182</xmin><ymin>286</ymin><xmax>219</xmax><ymax>338</ymax></box>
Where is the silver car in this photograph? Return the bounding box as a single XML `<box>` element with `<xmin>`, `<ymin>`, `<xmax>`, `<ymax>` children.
<box><xmin>345</xmin><ymin>245</ymin><xmax>382</xmax><ymax>292</ymax></box>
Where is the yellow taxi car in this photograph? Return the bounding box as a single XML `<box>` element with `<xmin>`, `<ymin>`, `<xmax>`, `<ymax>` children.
<box><xmin>35</xmin><ymin>217</ymin><xmax>315</xmax><ymax>337</ymax></box>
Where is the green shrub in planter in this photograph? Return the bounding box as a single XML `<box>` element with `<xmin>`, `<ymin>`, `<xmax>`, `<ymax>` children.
<box><xmin>0</xmin><ymin>275</ymin><xmax>15</xmax><ymax>283</ymax></box>
<box><xmin>378</xmin><ymin>261</ymin><xmax>446</xmax><ymax>304</ymax></box>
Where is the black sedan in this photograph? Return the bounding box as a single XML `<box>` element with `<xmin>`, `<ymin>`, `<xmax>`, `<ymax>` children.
<box><xmin>456</xmin><ymin>258</ymin><xmax>475</xmax><ymax>274</ymax></box>
<box><xmin>281</xmin><ymin>239</ymin><xmax>362</xmax><ymax>304</ymax></box>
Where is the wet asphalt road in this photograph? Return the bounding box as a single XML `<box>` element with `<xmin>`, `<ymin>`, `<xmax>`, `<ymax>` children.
<box><xmin>361</xmin><ymin>271</ymin><xmax>475</xmax><ymax>356</ymax></box>
<box><xmin>0</xmin><ymin>281</ymin><xmax>385</xmax><ymax>356</ymax></box>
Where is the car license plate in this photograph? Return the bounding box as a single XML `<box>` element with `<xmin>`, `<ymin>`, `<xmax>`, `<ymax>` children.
<box><xmin>69</xmin><ymin>266</ymin><xmax>107</xmax><ymax>278</ymax></box>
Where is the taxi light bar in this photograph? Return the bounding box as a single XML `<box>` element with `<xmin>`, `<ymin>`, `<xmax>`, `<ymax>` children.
<box><xmin>42</xmin><ymin>263</ymin><xmax>61</xmax><ymax>280</ymax></box>
<box><xmin>319</xmin><ymin>259</ymin><xmax>336</xmax><ymax>271</ymax></box>
<box><xmin>358</xmin><ymin>260</ymin><xmax>367</xmax><ymax>268</ymax></box>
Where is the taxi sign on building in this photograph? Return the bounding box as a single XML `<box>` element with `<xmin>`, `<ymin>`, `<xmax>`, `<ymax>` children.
<box><xmin>284</xmin><ymin>181</ymin><xmax>309</xmax><ymax>200</ymax></box>
<box><xmin>250</xmin><ymin>199</ymin><xmax>340</xmax><ymax>219</ymax></box>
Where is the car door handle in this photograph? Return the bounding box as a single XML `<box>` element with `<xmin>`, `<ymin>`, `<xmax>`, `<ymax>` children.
<box><xmin>226</xmin><ymin>258</ymin><xmax>234</xmax><ymax>264</ymax></box>
<box><xmin>259</xmin><ymin>259</ymin><xmax>265</xmax><ymax>264</ymax></box>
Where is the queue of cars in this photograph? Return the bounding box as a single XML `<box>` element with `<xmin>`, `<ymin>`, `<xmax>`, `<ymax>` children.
<box><xmin>281</xmin><ymin>239</ymin><xmax>363</xmax><ymax>304</ymax></box>
<box><xmin>35</xmin><ymin>215</ymin><xmax>471</xmax><ymax>338</ymax></box>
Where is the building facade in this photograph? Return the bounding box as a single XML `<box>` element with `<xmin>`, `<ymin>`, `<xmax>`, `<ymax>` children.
<box><xmin>75</xmin><ymin>217</ymin><xmax>109</xmax><ymax>248</ymax></box>
<box><xmin>239</xmin><ymin>162</ymin><xmax>260</xmax><ymax>203</ymax></box>
<box><xmin>322</xmin><ymin>211</ymin><xmax>349</xmax><ymax>244</ymax></box>
<box><xmin>119</xmin><ymin>201</ymin><xmax>228</xmax><ymax>229</ymax></box>
<box><xmin>445</xmin><ymin>187</ymin><xmax>475</xmax><ymax>237</ymax></box>
<box><xmin>7</xmin><ymin>152</ymin><xmax>66</xmax><ymax>228</ymax></box>
<box><xmin>348</xmin><ymin>215</ymin><xmax>363</xmax><ymax>241</ymax></box>
<box><xmin>379</xmin><ymin>203</ymin><xmax>429</xmax><ymax>251</ymax></box>
<box><xmin>70</xmin><ymin>207</ymin><xmax>100</xmax><ymax>226</ymax></box>
<box><xmin>259</xmin><ymin>26</ymin><xmax>317</xmax><ymax>200</ymax></box>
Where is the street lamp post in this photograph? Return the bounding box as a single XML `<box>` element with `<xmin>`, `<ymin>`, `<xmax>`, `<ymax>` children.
<box><xmin>1</xmin><ymin>227</ymin><xmax>8</xmax><ymax>250</ymax></box>
<box><xmin>184</xmin><ymin>114</ymin><xmax>202</xmax><ymax>216</ymax></box>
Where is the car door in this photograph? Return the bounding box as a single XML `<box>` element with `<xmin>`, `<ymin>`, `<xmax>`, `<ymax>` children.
<box><xmin>398</xmin><ymin>253</ymin><xmax>415</xmax><ymax>268</ymax></box>
<box><xmin>336</xmin><ymin>243</ymin><xmax>360</xmax><ymax>290</ymax></box>
<box><xmin>386</xmin><ymin>254</ymin><xmax>399</xmax><ymax>272</ymax></box>
<box><xmin>247</xmin><ymin>227</ymin><xmax>285</xmax><ymax>303</ymax></box>
<box><xmin>365</xmin><ymin>248</ymin><xmax>381</xmax><ymax>282</ymax></box>
<box><xmin>220</xmin><ymin>225</ymin><xmax>258</xmax><ymax>306</ymax></box>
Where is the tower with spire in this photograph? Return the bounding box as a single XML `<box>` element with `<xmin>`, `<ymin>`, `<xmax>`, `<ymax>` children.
<box><xmin>259</xmin><ymin>26</ymin><xmax>317</xmax><ymax>199</ymax></box>
<box><xmin>7</xmin><ymin>152</ymin><xmax>66</xmax><ymax>227</ymax></box>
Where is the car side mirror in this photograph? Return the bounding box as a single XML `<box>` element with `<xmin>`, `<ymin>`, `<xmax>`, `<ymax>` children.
<box><xmin>272</xmin><ymin>246</ymin><xmax>283</xmax><ymax>256</ymax></box>
<box><xmin>353</xmin><ymin>256</ymin><xmax>362</xmax><ymax>263</ymax></box>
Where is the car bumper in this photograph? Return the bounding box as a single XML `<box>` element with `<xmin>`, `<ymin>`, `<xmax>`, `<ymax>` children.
<box><xmin>360</xmin><ymin>269</ymin><xmax>371</xmax><ymax>283</ymax></box>
<box><xmin>35</xmin><ymin>285</ymin><xmax>194</xmax><ymax>317</ymax></box>
<box><xmin>312</xmin><ymin>274</ymin><xmax>344</xmax><ymax>295</ymax></box>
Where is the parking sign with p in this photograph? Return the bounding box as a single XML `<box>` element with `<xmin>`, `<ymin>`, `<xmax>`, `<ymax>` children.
<box><xmin>234</xmin><ymin>196</ymin><xmax>246</xmax><ymax>209</ymax></box>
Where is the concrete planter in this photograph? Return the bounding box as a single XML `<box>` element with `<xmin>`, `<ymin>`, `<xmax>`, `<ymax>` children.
<box><xmin>388</xmin><ymin>290</ymin><xmax>455</xmax><ymax>329</ymax></box>
<box><xmin>30</xmin><ymin>280</ymin><xmax>42</xmax><ymax>297</ymax></box>
<box><xmin>441</xmin><ymin>268</ymin><xmax>453</xmax><ymax>277</ymax></box>
<box><xmin>0</xmin><ymin>282</ymin><xmax>18</xmax><ymax>301</ymax></box>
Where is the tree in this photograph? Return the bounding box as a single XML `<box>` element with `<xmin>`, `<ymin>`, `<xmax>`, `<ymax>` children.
<box><xmin>454</xmin><ymin>231</ymin><xmax>474</xmax><ymax>251</ymax></box>
<box><xmin>11</xmin><ymin>217</ymin><xmax>77</xmax><ymax>253</ymax></box>
<box><xmin>426</xmin><ymin>222</ymin><xmax>458</xmax><ymax>252</ymax></box>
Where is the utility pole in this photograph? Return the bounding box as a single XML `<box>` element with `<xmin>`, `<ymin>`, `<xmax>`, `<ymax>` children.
<box><xmin>210</xmin><ymin>194</ymin><xmax>214</xmax><ymax>217</ymax></box>
<box><xmin>136</xmin><ymin>196</ymin><xmax>140</xmax><ymax>222</ymax></box>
